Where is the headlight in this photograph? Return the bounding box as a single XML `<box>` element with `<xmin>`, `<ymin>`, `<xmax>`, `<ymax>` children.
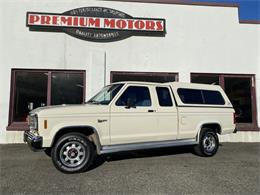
<box><xmin>28</xmin><ymin>114</ymin><xmax>38</xmax><ymax>131</ymax></box>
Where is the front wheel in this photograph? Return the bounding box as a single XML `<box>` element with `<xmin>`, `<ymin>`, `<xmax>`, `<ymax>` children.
<box><xmin>194</xmin><ymin>128</ymin><xmax>219</xmax><ymax>157</ymax></box>
<box><xmin>51</xmin><ymin>133</ymin><xmax>95</xmax><ymax>173</ymax></box>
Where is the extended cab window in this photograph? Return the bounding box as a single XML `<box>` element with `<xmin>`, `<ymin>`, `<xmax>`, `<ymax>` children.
<box><xmin>116</xmin><ymin>86</ymin><xmax>151</xmax><ymax>107</ymax></box>
<box><xmin>177</xmin><ymin>88</ymin><xmax>204</xmax><ymax>104</ymax></box>
<box><xmin>156</xmin><ymin>87</ymin><xmax>173</xmax><ymax>107</ymax></box>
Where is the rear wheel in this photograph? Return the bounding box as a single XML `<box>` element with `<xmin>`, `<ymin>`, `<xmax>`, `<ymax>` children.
<box><xmin>194</xmin><ymin>128</ymin><xmax>219</xmax><ymax>157</ymax></box>
<box><xmin>51</xmin><ymin>133</ymin><xmax>95</xmax><ymax>173</ymax></box>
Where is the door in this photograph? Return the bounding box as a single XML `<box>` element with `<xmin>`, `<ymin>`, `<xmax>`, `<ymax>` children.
<box><xmin>110</xmin><ymin>85</ymin><xmax>158</xmax><ymax>144</ymax></box>
<box><xmin>154</xmin><ymin>86</ymin><xmax>178</xmax><ymax>140</ymax></box>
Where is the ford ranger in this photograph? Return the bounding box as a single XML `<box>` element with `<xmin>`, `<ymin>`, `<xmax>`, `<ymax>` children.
<box><xmin>24</xmin><ymin>82</ymin><xmax>236</xmax><ymax>173</ymax></box>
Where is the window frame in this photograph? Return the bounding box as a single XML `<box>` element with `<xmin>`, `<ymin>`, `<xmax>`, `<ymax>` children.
<box><xmin>7</xmin><ymin>69</ymin><xmax>86</xmax><ymax>131</ymax></box>
<box><xmin>115</xmin><ymin>85</ymin><xmax>152</xmax><ymax>107</ymax></box>
<box><xmin>156</xmin><ymin>87</ymin><xmax>173</xmax><ymax>107</ymax></box>
<box><xmin>177</xmin><ymin>88</ymin><xmax>225</xmax><ymax>105</ymax></box>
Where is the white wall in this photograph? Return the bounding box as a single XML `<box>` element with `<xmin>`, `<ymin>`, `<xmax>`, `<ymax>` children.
<box><xmin>0</xmin><ymin>0</ymin><xmax>259</xmax><ymax>143</ymax></box>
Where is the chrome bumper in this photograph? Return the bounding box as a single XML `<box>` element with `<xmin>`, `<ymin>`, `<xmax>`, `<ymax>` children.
<box><xmin>24</xmin><ymin>130</ymin><xmax>43</xmax><ymax>151</ymax></box>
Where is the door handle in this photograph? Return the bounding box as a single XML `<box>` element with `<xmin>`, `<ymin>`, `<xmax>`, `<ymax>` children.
<box><xmin>148</xmin><ymin>110</ymin><xmax>156</xmax><ymax>112</ymax></box>
<box><xmin>98</xmin><ymin>119</ymin><xmax>108</xmax><ymax>123</ymax></box>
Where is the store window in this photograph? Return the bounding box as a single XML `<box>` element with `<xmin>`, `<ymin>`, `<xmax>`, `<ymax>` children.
<box><xmin>51</xmin><ymin>72</ymin><xmax>84</xmax><ymax>105</ymax></box>
<box><xmin>8</xmin><ymin>69</ymin><xmax>85</xmax><ymax>130</ymax></box>
<box><xmin>224</xmin><ymin>77</ymin><xmax>252</xmax><ymax>123</ymax></box>
<box><xmin>13</xmin><ymin>71</ymin><xmax>48</xmax><ymax>122</ymax></box>
<box><xmin>191</xmin><ymin>73</ymin><xmax>257</xmax><ymax>131</ymax></box>
<box><xmin>111</xmin><ymin>71</ymin><xmax>178</xmax><ymax>83</ymax></box>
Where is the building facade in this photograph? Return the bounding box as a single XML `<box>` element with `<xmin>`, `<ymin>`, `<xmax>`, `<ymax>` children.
<box><xmin>0</xmin><ymin>0</ymin><xmax>259</xmax><ymax>143</ymax></box>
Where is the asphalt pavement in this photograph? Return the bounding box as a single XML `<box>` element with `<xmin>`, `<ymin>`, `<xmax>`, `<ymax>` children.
<box><xmin>0</xmin><ymin>143</ymin><xmax>259</xmax><ymax>195</ymax></box>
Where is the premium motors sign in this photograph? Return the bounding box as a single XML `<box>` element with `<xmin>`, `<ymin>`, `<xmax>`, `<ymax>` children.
<box><xmin>26</xmin><ymin>7</ymin><xmax>166</xmax><ymax>42</ymax></box>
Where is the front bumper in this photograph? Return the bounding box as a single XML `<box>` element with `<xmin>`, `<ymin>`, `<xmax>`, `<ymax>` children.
<box><xmin>24</xmin><ymin>130</ymin><xmax>43</xmax><ymax>151</ymax></box>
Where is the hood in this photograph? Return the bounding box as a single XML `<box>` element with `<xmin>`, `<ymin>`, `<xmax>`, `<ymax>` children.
<box><xmin>30</xmin><ymin>104</ymin><xmax>109</xmax><ymax>117</ymax></box>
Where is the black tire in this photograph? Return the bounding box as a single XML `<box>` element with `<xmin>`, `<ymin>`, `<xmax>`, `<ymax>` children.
<box><xmin>194</xmin><ymin>128</ymin><xmax>219</xmax><ymax>157</ymax></box>
<box><xmin>51</xmin><ymin>132</ymin><xmax>95</xmax><ymax>173</ymax></box>
<box><xmin>44</xmin><ymin>147</ymin><xmax>52</xmax><ymax>157</ymax></box>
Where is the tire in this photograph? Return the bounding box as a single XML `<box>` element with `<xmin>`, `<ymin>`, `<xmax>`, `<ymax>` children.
<box><xmin>51</xmin><ymin>133</ymin><xmax>95</xmax><ymax>173</ymax></box>
<box><xmin>194</xmin><ymin>128</ymin><xmax>219</xmax><ymax>157</ymax></box>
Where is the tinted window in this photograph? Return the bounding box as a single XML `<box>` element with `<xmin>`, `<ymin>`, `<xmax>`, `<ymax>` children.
<box><xmin>177</xmin><ymin>88</ymin><xmax>204</xmax><ymax>104</ymax></box>
<box><xmin>203</xmin><ymin>90</ymin><xmax>225</xmax><ymax>105</ymax></box>
<box><xmin>116</xmin><ymin>86</ymin><xmax>151</xmax><ymax>107</ymax></box>
<box><xmin>156</xmin><ymin>87</ymin><xmax>173</xmax><ymax>107</ymax></box>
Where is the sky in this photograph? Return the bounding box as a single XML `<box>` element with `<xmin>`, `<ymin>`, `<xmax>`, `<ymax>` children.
<box><xmin>189</xmin><ymin>0</ymin><xmax>260</xmax><ymax>21</ymax></box>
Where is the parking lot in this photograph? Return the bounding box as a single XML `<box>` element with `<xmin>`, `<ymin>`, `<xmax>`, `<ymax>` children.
<box><xmin>0</xmin><ymin>143</ymin><xmax>259</xmax><ymax>194</ymax></box>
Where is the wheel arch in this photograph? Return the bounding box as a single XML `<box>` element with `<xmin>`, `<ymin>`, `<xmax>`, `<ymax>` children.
<box><xmin>196</xmin><ymin>122</ymin><xmax>222</xmax><ymax>141</ymax></box>
<box><xmin>50</xmin><ymin>125</ymin><xmax>102</xmax><ymax>154</ymax></box>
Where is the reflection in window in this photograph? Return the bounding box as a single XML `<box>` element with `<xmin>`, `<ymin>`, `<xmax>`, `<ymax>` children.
<box><xmin>51</xmin><ymin>73</ymin><xmax>84</xmax><ymax>105</ymax></box>
<box><xmin>14</xmin><ymin>72</ymin><xmax>47</xmax><ymax>121</ymax></box>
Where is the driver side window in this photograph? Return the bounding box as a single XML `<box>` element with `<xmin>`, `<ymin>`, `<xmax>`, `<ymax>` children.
<box><xmin>116</xmin><ymin>86</ymin><xmax>151</xmax><ymax>107</ymax></box>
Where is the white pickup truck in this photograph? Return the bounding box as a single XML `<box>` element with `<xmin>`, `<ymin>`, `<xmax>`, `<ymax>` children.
<box><xmin>24</xmin><ymin>81</ymin><xmax>236</xmax><ymax>173</ymax></box>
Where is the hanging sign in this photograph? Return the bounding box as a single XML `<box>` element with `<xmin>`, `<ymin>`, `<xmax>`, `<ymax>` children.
<box><xmin>26</xmin><ymin>7</ymin><xmax>166</xmax><ymax>42</ymax></box>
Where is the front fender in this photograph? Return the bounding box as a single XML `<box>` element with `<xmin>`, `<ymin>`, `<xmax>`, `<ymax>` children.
<box><xmin>40</xmin><ymin>121</ymin><xmax>108</xmax><ymax>149</ymax></box>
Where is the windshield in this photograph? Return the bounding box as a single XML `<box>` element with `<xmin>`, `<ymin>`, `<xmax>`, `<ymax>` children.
<box><xmin>86</xmin><ymin>84</ymin><xmax>124</xmax><ymax>105</ymax></box>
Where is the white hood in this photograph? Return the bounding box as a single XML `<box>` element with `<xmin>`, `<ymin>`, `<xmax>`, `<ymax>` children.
<box><xmin>30</xmin><ymin>104</ymin><xmax>110</xmax><ymax>117</ymax></box>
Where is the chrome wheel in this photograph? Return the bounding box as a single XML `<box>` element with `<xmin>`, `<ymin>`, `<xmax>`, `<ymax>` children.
<box><xmin>59</xmin><ymin>141</ymin><xmax>86</xmax><ymax>168</ymax></box>
<box><xmin>202</xmin><ymin>133</ymin><xmax>216</xmax><ymax>153</ymax></box>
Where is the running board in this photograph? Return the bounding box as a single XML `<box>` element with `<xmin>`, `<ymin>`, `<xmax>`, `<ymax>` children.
<box><xmin>100</xmin><ymin>139</ymin><xmax>198</xmax><ymax>154</ymax></box>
